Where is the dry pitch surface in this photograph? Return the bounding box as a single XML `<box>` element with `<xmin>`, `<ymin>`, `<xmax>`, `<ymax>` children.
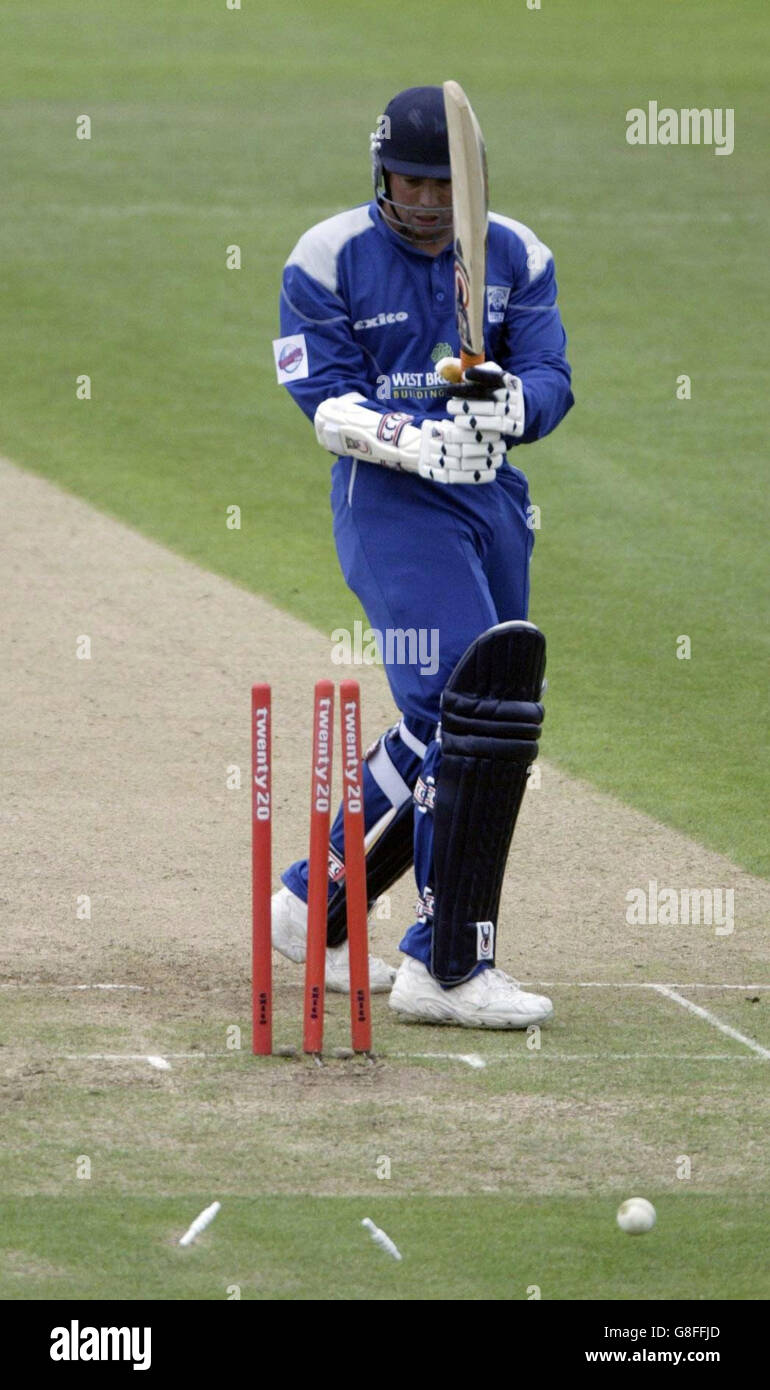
<box><xmin>2</xmin><ymin>456</ymin><xmax>768</xmax><ymax>1292</ymax></box>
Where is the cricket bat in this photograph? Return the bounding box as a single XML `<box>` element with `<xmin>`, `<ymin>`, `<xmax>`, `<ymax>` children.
<box><xmin>441</xmin><ymin>80</ymin><xmax>489</xmax><ymax>385</ymax></box>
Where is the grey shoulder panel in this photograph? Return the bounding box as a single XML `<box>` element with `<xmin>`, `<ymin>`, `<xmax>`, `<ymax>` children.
<box><xmin>285</xmin><ymin>205</ymin><xmax>374</xmax><ymax>294</ymax></box>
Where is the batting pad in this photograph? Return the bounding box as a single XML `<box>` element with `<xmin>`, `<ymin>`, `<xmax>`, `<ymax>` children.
<box><xmin>430</xmin><ymin>621</ymin><xmax>545</xmax><ymax>985</ymax></box>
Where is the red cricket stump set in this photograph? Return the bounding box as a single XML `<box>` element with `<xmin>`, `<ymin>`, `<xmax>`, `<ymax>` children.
<box><xmin>251</xmin><ymin>678</ymin><xmax>372</xmax><ymax>1057</ymax></box>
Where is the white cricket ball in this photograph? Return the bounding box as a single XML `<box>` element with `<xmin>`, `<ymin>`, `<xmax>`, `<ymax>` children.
<box><xmin>616</xmin><ymin>1197</ymin><xmax>656</xmax><ymax>1234</ymax></box>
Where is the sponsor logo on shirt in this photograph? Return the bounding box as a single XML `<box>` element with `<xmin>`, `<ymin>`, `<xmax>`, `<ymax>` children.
<box><xmin>273</xmin><ymin>333</ymin><xmax>309</xmax><ymax>384</ymax></box>
<box><xmin>353</xmin><ymin>311</ymin><xmax>409</xmax><ymax>330</ymax></box>
<box><xmin>376</xmin><ymin>368</ymin><xmax>454</xmax><ymax>400</ymax></box>
<box><xmin>375</xmin><ymin>345</ymin><xmax>459</xmax><ymax>402</ymax></box>
<box><xmin>389</xmin><ymin>370</ymin><xmax>449</xmax><ymax>397</ymax></box>
<box><xmin>279</xmin><ymin>344</ymin><xmax>303</xmax><ymax>372</ymax></box>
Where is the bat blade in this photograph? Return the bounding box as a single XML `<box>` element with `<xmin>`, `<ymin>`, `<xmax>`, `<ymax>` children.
<box><xmin>443</xmin><ymin>80</ymin><xmax>488</xmax><ymax>377</ymax></box>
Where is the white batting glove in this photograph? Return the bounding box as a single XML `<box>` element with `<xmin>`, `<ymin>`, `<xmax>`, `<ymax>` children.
<box><xmin>437</xmin><ymin>359</ymin><xmax>526</xmax><ymax>439</ymax></box>
<box><xmin>417</xmin><ymin>417</ymin><xmax>506</xmax><ymax>484</ymax></box>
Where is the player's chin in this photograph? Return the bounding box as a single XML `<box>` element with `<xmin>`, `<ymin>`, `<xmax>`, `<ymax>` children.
<box><xmin>408</xmin><ymin>217</ymin><xmax>452</xmax><ymax>241</ymax></box>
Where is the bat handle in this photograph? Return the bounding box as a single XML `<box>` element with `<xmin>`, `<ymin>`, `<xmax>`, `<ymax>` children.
<box><xmin>437</xmin><ymin>350</ymin><xmax>486</xmax><ymax>386</ymax></box>
<box><xmin>460</xmin><ymin>350</ymin><xmax>485</xmax><ymax>371</ymax></box>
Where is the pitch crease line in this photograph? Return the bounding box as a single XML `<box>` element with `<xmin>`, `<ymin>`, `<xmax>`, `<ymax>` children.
<box><xmin>528</xmin><ymin>981</ymin><xmax>770</xmax><ymax>990</ymax></box>
<box><xmin>650</xmin><ymin>985</ymin><xmax>770</xmax><ymax>1059</ymax></box>
<box><xmin>7</xmin><ymin>980</ymin><xmax>767</xmax><ymax>991</ymax></box>
<box><xmin>57</xmin><ymin>1050</ymin><xmax>767</xmax><ymax>1064</ymax></box>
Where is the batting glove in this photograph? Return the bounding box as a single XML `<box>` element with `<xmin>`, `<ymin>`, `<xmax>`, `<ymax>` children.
<box><xmin>440</xmin><ymin>360</ymin><xmax>526</xmax><ymax>439</ymax></box>
<box><xmin>417</xmin><ymin>416</ymin><xmax>506</xmax><ymax>485</ymax></box>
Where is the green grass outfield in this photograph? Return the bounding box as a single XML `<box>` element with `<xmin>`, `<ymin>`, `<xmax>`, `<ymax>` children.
<box><xmin>0</xmin><ymin>0</ymin><xmax>766</xmax><ymax>873</ymax></box>
<box><xmin>1</xmin><ymin>1195</ymin><xmax>765</xmax><ymax>1302</ymax></box>
<box><xmin>2</xmin><ymin>980</ymin><xmax>769</xmax><ymax>1301</ymax></box>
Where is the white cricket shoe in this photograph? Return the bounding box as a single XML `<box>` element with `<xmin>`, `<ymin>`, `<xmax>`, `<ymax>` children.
<box><xmin>271</xmin><ymin>885</ymin><xmax>396</xmax><ymax>994</ymax></box>
<box><xmin>389</xmin><ymin>955</ymin><xmax>553</xmax><ymax>1029</ymax></box>
<box><xmin>271</xmin><ymin>885</ymin><xmax>308</xmax><ymax>963</ymax></box>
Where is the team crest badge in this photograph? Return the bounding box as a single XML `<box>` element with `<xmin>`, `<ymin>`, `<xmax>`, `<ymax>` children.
<box><xmin>486</xmin><ymin>286</ymin><xmax>511</xmax><ymax>323</ymax></box>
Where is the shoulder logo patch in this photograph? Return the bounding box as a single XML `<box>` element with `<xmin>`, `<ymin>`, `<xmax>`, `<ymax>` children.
<box><xmin>273</xmin><ymin>334</ymin><xmax>309</xmax><ymax>384</ymax></box>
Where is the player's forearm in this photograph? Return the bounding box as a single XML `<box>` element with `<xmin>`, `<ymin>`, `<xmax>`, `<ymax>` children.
<box><xmin>511</xmin><ymin>358</ymin><xmax>574</xmax><ymax>444</ymax></box>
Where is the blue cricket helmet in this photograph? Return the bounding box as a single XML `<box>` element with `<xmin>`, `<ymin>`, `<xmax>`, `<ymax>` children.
<box><xmin>371</xmin><ymin>85</ymin><xmax>451</xmax><ymax>195</ymax></box>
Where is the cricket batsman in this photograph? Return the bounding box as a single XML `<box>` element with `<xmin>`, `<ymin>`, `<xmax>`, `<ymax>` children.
<box><xmin>271</xmin><ymin>85</ymin><xmax>574</xmax><ymax>1029</ymax></box>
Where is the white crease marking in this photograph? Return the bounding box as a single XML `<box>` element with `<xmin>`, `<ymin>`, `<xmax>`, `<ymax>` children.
<box><xmin>651</xmin><ymin>985</ymin><xmax>770</xmax><ymax>1059</ymax></box>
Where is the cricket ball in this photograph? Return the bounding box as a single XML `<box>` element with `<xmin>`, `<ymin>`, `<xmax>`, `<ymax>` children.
<box><xmin>616</xmin><ymin>1196</ymin><xmax>656</xmax><ymax>1234</ymax></box>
